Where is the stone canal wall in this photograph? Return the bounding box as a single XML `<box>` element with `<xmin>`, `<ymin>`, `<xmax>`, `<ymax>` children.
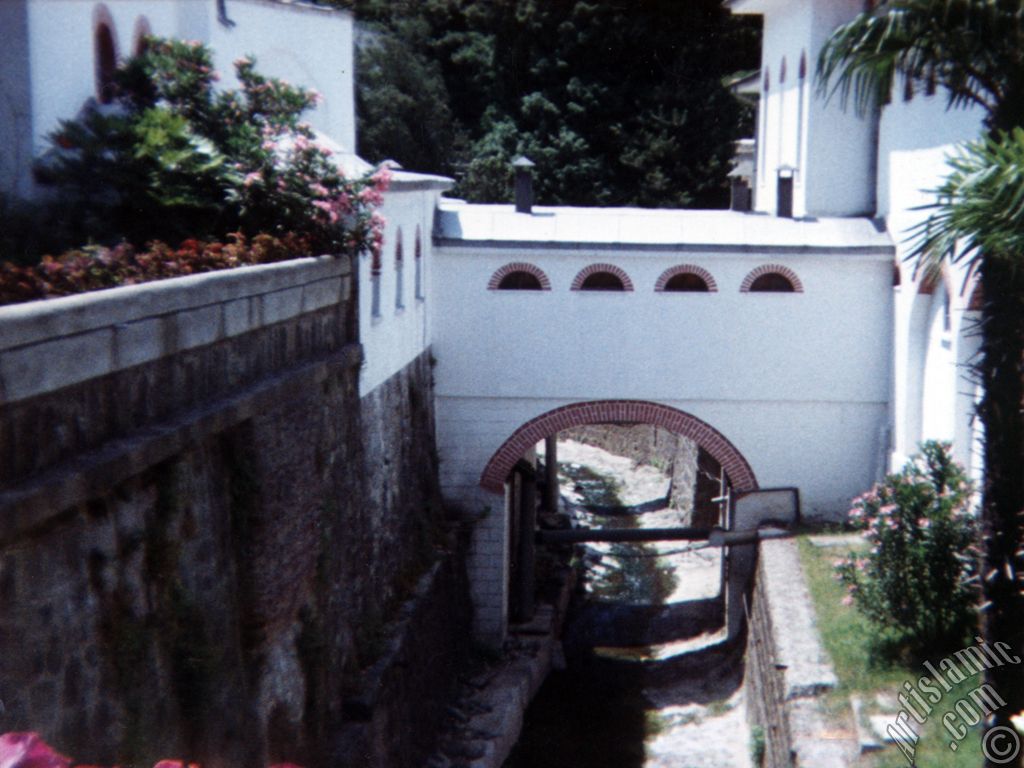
<box><xmin>0</xmin><ymin>259</ymin><xmax>470</xmax><ymax>767</ymax></box>
<box><xmin>745</xmin><ymin>538</ymin><xmax>853</xmax><ymax>767</ymax></box>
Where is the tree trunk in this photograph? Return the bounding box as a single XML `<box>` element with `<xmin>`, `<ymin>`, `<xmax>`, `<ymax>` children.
<box><xmin>978</xmin><ymin>255</ymin><xmax>1024</xmax><ymax>768</ymax></box>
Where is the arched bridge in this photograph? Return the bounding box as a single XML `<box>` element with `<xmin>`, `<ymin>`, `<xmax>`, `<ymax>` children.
<box><xmin>430</xmin><ymin>202</ymin><xmax>894</xmax><ymax>640</ymax></box>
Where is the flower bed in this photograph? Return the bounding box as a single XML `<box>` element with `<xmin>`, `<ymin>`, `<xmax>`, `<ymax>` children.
<box><xmin>0</xmin><ymin>232</ymin><xmax>310</xmax><ymax>305</ymax></box>
<box><xmin>0</xmin><ymin>732</ymin><xmax>302</xmax><ymax>768</ymax></box>
<box><xmin>1</xmin><ymin>36</ymin><xmax>389</xmax><ymax>306</ymax></box>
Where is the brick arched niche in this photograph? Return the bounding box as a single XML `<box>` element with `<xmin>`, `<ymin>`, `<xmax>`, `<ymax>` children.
<box><xmin>740</xmin><ymin>264</ymin><xmax>804</xmax><ymax>293</ymax></box>
<box><xmin>488</xmin><ymin>262</ymin><xmax>551</xmax><ymax>291</ymax></box>
<box><xmin>655</xmin><ymin>264</ymin><xmax>718</xmax><ymax>292</ymax></box>
<box><xmin>480</xmin><ymin>400</ymin><xmax>758</xmax><ymax>493</ymax></box>
<box><xmin>571</xmin><ymin>263</ymin><xmax>634</xmax><ymax>291</ymax></box>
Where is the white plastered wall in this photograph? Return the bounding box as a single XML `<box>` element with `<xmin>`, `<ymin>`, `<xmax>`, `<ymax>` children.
<box><xmin>357</xmin><ymin>185</ymin><xmax>447</xmax><ymax>396</ymax></box>
<box><xmin>879</xmin><ymin>88</ymin><xmax>984</xmax><ymax>474</ymax></box>
<box><xmin>19</xmin><ymin>0</ymin><xmax>355</xmax><ymax>200</ymax></box>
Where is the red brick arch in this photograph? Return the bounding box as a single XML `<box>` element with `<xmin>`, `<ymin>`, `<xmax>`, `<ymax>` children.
<box><xmin>655</xmin><ymin>264</ymin><xmax>718</xmax><ymax>292</ymax></box>
<box><xmin>571</xmin><ymin>263</ymin><xmax>634</xmax><ymax>291</ymax></box>
<box><xmin>740</xmin><ymin>264</ymin><xmax>804</xmax><ymax>293</ymax></box>
<box><xmin>488</xmin><ymin>262</ymin><xmax>551</xmax><ymax>290</ymax></box>
<box><xmin>480</xmin><ymin>400</ymin><xmax>758</xmax><ymax>493</ymax></box>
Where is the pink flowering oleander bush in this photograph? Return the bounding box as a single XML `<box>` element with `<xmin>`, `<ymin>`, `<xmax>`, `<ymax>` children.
<box><xmin>29</xmin><ymin>37</ymin><xmax>387</xmax><ymax>266</ymax></box>
<box><xmin>836</xmin><ymin>441</ymin><xmax>980</xmax><ymax>659</ymax></box>
<box><xmin>0</xmin><ymin>732</ymin><xmax>301</xmax><ymax>768</ymax></box>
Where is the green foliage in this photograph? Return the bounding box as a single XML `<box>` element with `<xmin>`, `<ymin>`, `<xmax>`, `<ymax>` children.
<box><xmin>911</xmin><ymin>128</ymin><xmax>1024</xmax><ymax>273</ymax></box>
<box><xmin>836</xmin><ymin>442</ymin><xmax>980</xmax><ymax>659</ymax></box>
<box><xmin>817</xmin><ymin>0</ymin><xmax>1024</xmax><ymax>727</ymax></box>
<box><xmin>36</xmin><ymin>37</ymin><xmax>387</xmax><ymax>259</ymax></box>
<box><xmin>816</xmin><ymin>0</ymin><xmax>1024</xmax><ymax>132</ymax></box>
<box><xmin>749</xmin><ymin>724</ymin><xmax>765</xmax><ymax>767</ymax></box>
<box><xmin>351</xmin><ymin>0</ymin><xmax>759</xmax><ymax>207</ymax></box>
<box><xmin>356</xmin><ymin>23</ymin><xmax>465</xmax><ymax>175</ymax></box>
<box><xmin>798</xmin><ymin>537</ymin><xmax>984</xmax><ymax>767</ymax></box>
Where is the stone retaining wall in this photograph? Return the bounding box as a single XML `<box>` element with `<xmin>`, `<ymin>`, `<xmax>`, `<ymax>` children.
<box><xmin>745</xmin><ymin>538</ymin><xmax>854</xmax><ymax>767</ymax></box>
<box><xmin>0</xmin><ymin>256</ymin><xmax>353</xmax><ymax>490</ymax></box>
<box><xmin>0</xmin><ymin>261</ymin><xmax>469</xmax><ymax>766</ymax></box>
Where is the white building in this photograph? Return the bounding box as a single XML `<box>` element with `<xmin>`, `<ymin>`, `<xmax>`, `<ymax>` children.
<box><xmin>0</xmin><ymin>0</ymin><xmax>987</xmax><ymax>642</ymax></box>
<box><xmin>730</xmin><ymin>0</ymin><xmax>985</xmax><ymax>480</ymax></box>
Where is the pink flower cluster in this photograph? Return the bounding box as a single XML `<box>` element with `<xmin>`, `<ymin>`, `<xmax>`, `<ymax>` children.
<box><xmin>0</xmin><ymin>733</ymin><xmax>302</xmax><ymax>768</ymax></box>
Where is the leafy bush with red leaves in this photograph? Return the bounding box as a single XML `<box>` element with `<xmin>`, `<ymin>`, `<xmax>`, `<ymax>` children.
<box><xmin>0</xmin><ymin>232</ymin><xmax>310</xmax><ymax>306</ymax></box>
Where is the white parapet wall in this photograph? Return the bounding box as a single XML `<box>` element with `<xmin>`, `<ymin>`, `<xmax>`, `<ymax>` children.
<box><xmin>356</xmin><ymin>173</ymin><xmax>452</xmax><ymax>397</ymax></box>
<box><xmin>878</xmin><ymin>89</ymin><xmax>986</xmax><ymax>477</ymax></box>
<box><xmin>0</xmin><ymin>255</ymin><xmax>350</xmax><ymax>406</ymax></box>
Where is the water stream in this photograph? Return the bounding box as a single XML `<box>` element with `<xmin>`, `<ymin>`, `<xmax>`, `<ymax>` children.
<box><xmin>504</xmin><ymin>440</ymin><xmax>751</xmax><ymax>768</ymax></box>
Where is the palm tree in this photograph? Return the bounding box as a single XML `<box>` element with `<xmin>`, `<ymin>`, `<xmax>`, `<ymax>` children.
<box><xmin>818</xmin><ymin>1</ymin><xmax>1024</xmax><ymax>757</ymax></box>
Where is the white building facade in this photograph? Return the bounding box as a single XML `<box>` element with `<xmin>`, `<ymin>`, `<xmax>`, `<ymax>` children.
<box><xmin>0</xmin><ymin>0</ymin><xmax>988</xmax><ymax>643</ymax></box>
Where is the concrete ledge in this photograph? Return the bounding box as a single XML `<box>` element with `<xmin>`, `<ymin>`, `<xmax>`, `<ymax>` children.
<box><xmin>0</xmin><ymin>256</ymin><xmax>351</xmax><ymax>405</ymax></box>
<box><xmin>759</xmin><ymin>538</ymin><xmax>838</xmax><ymax>699</ymax></box>
<box><xmin>0</xmin><ymin>256</ymin><xmax>349</xmax><ymax>352</ymax></box>
<box><xmin>748</xmin><ymin>537</ymin><xmax>855</xmax><ymax>767</ymax></box>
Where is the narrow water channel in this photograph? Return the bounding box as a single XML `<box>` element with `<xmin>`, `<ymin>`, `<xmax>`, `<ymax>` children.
<box><xmin>504</xmin><ymin>439</ymin><xmax>751</xmax><ymax>768</ymax></box>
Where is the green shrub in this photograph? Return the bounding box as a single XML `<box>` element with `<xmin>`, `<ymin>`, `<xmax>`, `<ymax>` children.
<box><xmin>34</xmin><ymin>37</ymin><xmax>387</xmax><ymax>259</ymax></box>
<box><xmin>836</xmin><ymin>441</ymin><xmax>980</xmax><ymax>659</ymax></box>
<box><xmin>749</xmin><ymin>724</ymin><xmax>766</xmax><ymax>767</ymax></box>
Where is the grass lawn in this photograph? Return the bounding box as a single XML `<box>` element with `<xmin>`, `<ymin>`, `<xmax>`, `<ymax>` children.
<box><xmin>797</xmin><ymin>535</ymin><xmax>986</xmax><ymax>768</ymax></box>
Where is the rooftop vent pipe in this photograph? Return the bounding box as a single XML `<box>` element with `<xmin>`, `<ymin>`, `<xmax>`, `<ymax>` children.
<box><xmin>513</xmin><ymin>156</ymin><xmax>535</xmax><ymax>214</ymax></box>
<box><xmin>777</xmin><ymin>165</ymin><xmax>795</xmax><ymax>219</ymax></box>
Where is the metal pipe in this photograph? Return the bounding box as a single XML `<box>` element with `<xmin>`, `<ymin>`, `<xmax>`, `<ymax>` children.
<box><xmin>535</xmin><ymin>526</ymin><xmax>791</xmax><ymax>547</ymax></box>
<box><xmin>536</xmin><ymin>527</ymin><xmax>714</xmax><ymax>544</ymax></box>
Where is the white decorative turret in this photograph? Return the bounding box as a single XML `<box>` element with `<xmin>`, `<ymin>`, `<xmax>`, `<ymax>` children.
<box><xmin>730</xmin><ymin>0</ymin><xmax>877</xmax><ymax>218</ymax></box>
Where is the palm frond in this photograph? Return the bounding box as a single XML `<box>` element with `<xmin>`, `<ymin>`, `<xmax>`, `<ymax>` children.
<box><xmin>908</xmin><ymin>128</ymin><xmax>1024</xmax><ymax>280</ymax></box>
<box><xmin>816</xmin><ymin>0</ymin><xmax>1023</xmax><ymax>121</ymax></box>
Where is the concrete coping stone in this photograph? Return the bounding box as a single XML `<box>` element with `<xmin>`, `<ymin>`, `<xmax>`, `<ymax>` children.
<box><xmin>0</xmin><ymin>255</ymin><xmax>349</xmax><ymax>352</ymax></box>
<box><xmin>759</xmin><ymin>537</ymin><xmax>839</xmax><ymax>700</ymax></box>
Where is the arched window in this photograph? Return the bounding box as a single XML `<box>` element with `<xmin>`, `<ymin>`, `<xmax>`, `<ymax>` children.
<box><xmin>499</xmin><ymin>272</ymin><xmax>543</xmax><ymax>290</ymax></box>
<box><xmin>488</xmin><ymin>263</ymin><xmax>551</xmax><ymax>291</ymax></box>
<box><xmin>741</xmin><ymin>265</ymin><xmax>804</xmax><ymax>293</ymax></box>
<box><xmin>759</xmin><ymin>68</ymin><xmax>770</xmax><ymax>187</ymax></box>
<box><xmin>917</xmin><ymin>272</ymin><xmax>938</xmax><ymax>295</ymax></box>
<box><xmin>581</xmin><ymin>273</ymin><xmax>624</xmax><ymax>291</ymax></box>
<box><xmin>750</xmin><ymin>273</ymin><xmax>795</xmax><ymax>292</ymax></box>
<box><xmin>655</xmin><ymin>265</ymin><xmax>717</xmax><ymax>293</ymax></box>
<box><xmin>903</xmin><ymin>77</ymin><xmax>915</xmax><ymax>102</ymax></box>
<box><xmin>571</xmin><ymin>264</ymin><xmax>633</xmax><ymax>292</ymax></box>
<box><xmin>394</xmin><ymin>230</ymin><xmax>404</xmax><ymax>310</ymax></box>
<box><xmin>414</xmin><ymin>227</ymin><xmax>424</xmax><ymax>299</ymax></box>
<box><xmin>132</xmin><ymin>16</ymin><xmax>152</xmax><ymax>56</ymax></box>
<box><xmin>95</xmin><ymin>20</ymin><xmax>118</xmax><ymax>104</ymax></box>
<box><xmin>664</xmin><ymin>274</ymin><xmax>708</xmax><ymax>292</ymax></box>
<box><xmin>967</xmin><ymin>282</ymin><xmax>983</xmax><ymax>311</ymax></box>
<box><xmin>370</xmin><ymin>248</ymin><xmax>382</xmax><ymax>318</ymax></box>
